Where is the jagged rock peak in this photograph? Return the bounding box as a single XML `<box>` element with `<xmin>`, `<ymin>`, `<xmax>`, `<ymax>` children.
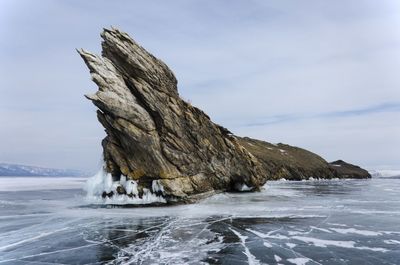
<box><xmin>79</xmin><ymin>27</ymin><xmax>267</xmax><ymax>202</ymax></box>
<box><xmin>79</xmin><ymin>28</ymin><xmax>370</xmax><ymax>204</ymax></box>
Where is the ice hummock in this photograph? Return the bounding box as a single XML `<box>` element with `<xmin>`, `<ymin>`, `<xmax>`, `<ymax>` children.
<box><xmin>84</xmin><ymin>168</ymin><xmax>166</xmax><ymax>205</ymax></box>
<box><xmin>369</xmin><ymin>169</ymin><xmax>400</xmax><ymax>178</ymax></box>
<box><xmin>234</xmin><ymin>182</ymin><xmax>254</xmax><ymax>191</ymax></box>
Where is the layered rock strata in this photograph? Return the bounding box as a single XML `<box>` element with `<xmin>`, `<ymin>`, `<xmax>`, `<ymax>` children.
<box><xmin>79</xmin><ymin>28</ymin><xmax>370</xmax><ymax>204</ymax></box>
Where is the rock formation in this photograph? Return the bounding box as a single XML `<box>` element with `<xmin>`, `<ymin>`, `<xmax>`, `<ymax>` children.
<box><xmin>79</xmin><ymin>28</ymin><xmax>370</xmax><ymax>204</ymax></box>
<box><xmin>329</xmin><ymin>160</ymin><xmax>371</xmax><ymax>179</ymax></box>
<box><xmin>238</xmin><ymin>137</ymin><xmax>371</xmax><ymax>180</ymax></box>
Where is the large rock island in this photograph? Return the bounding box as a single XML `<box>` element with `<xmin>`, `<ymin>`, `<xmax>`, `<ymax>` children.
<box><xmin>79</xmin><ymin>28</ymin><xmax>370</xmax><ymax>204</ymax></box>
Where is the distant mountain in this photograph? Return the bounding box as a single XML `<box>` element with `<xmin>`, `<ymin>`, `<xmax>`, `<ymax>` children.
<box><xmin>0</xmin><ymin>163</ymin><xmax>85</xmax><ymax>177</ymax></box>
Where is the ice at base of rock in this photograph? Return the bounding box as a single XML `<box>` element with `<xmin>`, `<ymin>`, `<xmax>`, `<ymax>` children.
<box><xmin>84</xmin><ymin>168</ymin><xmax>166</xmax><ymax>205</ymax></box>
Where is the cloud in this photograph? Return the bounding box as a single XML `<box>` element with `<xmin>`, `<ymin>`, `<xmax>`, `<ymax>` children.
<box><xmin>0</xmin><ymin>0</ymin><xmax>399</xmax><ymax>171</ymax></box>
<box><xmin>241</xmin><ymin>102</ymin><xmax>400</xmax><ymax>127</ymax></box>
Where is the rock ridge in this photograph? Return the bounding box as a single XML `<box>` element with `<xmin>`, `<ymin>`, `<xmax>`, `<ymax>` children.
<box><xmin>79</xmin><ymin>28</ymin><xmax>370</xmax><ymax>204</ymax></box>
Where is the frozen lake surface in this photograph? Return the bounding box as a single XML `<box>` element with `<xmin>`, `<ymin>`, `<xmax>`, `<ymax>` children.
<box><xmin>0</xmin><ymin>177</ymin><xmax>399</xmax><ymax>264</ymax></box>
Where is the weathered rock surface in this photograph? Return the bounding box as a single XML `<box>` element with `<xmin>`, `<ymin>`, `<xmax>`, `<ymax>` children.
<box><xmin>239</xmin><ymin>137</ymin><xmax>371</xmax><ymax>180</ymax></box>
<box><xmin>79</xmin><ymin>28</ymin><xmax>370</xmax><ymax>203</ymax></box>
<box><xmin>329</xmin><ymin>160</ymin><xmax>371</xmax><ymax>179</ymax></box>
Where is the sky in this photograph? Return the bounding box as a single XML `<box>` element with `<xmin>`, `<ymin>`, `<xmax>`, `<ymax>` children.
<box><xmin>0</xmin><ymin>0</ymin><xmax>399</xmax><ymax>173</ymax></box>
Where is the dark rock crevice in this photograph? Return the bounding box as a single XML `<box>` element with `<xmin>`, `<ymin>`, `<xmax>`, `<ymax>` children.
<box><xmin>122</xmin><ymin>78</ymin><xmax>164</xmax><ymax>135</ymax></box>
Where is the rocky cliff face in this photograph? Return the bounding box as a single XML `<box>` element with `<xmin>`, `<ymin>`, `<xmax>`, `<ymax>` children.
<box><xmin>238</xmin><ymin>137</ymin><xmax>371</xmax><ymax>180</ymax></box>
<box><xmin>329</xmin><ymin>160</ymin><xmax>371</xmax><ymax>179</ymax></box>
<box><xmin>79</xmin><ymin>28</ymin><xmax>370</xmax><ymax>204</ymax></box>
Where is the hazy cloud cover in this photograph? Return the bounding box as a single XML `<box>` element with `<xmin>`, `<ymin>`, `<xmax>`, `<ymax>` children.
<box><xmin>1</xmin><ymin>0</ymin><xmax>399</xmax><ymax>172</ymax></box>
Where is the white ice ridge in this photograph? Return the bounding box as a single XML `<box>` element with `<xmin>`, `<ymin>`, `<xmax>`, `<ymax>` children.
<box><xmin>369</xmin><ymin>169</ymin><xmax>400</xmax><ymax>178</ymax></box>
<box><xmin>234</xmin><ymin>182</ymin><xmax>254</xmax><ymax>191</ymax></box>
<box><xmin>229</xmin><ymin>228</ymin><xmax>261</xmax><ymax>265</ymax></box>
<box><xmin>292</xmin><ymin>236</ymin><xmax>388</xmax><ymax>252</ymax></box>
<box><xmin>384</xmin><ymin>239</ymin><xmax>400</xmax><ymax>245</ymax></box>
<box><xmin>84</xmin><ymin>168</ymin><xmax>166</xmax><ymax>205</ymax></box>
<box><xmin>287</xmin><ymin>257</ymin><xmax>312</xmax><ymax>265</ymax></box>
<box><xmin>329</xmin><ymin>228</ymin><xmax>382</xmax><ymax>236</ymax></box>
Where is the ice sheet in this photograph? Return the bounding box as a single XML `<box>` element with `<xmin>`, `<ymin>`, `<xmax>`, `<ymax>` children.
<box><xmin>0</xmin><ymin>177</ymin><xmax>86</xmax><ymax>191</ymax></box>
